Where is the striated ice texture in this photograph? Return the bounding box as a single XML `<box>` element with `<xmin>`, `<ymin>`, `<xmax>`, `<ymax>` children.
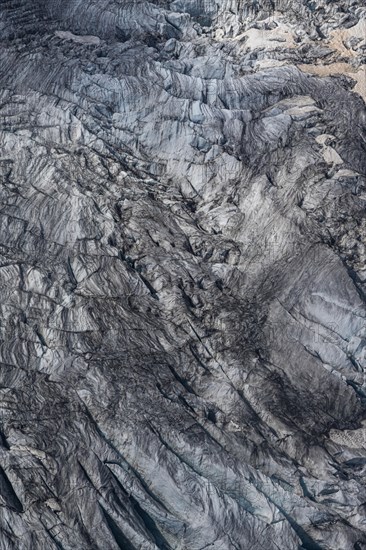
<box><xmin>0</xmin><ymin>0</ymin><xmax>366</xmax><ymax>548</ymax></box>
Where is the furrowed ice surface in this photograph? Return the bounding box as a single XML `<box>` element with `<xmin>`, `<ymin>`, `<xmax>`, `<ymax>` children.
<box><xmin>0</xmin><ymin>1</ymin><xmax>365</xmax><ymax>548</ymax></box>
